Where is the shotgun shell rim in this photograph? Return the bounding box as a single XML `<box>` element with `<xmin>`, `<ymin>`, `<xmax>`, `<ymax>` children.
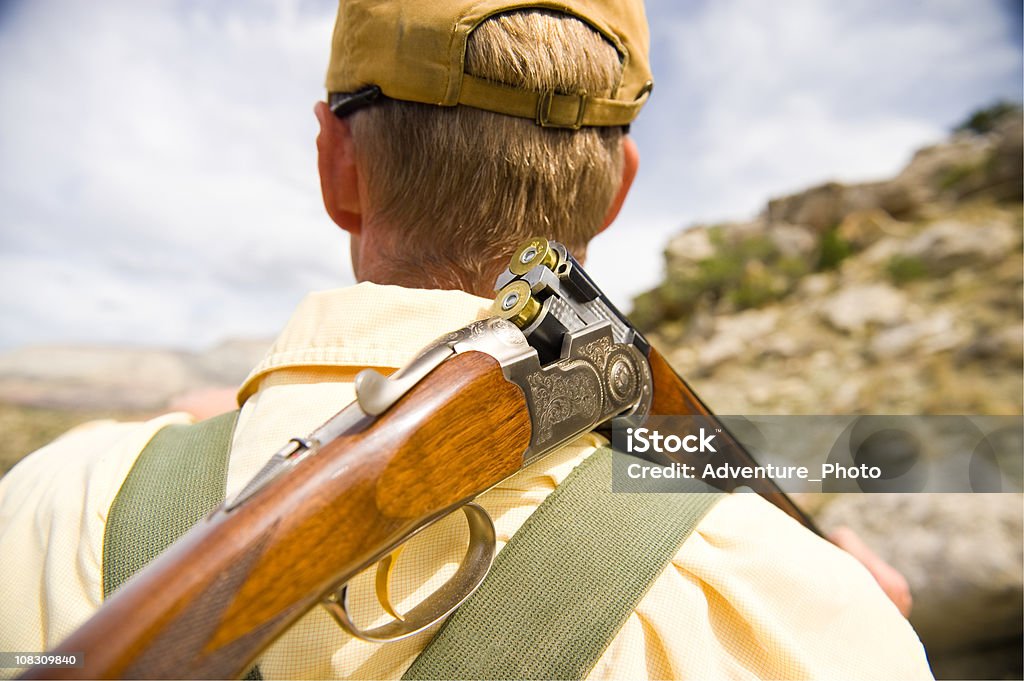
<box><xmin>509</xmin><ymin>236</ymin><xmax>558</xmax><ymax>275</ymax></box>
<box><xmin>491</xmin><ymin>280</ymin><xmax>541</xmax><ymax>328</ymax></box>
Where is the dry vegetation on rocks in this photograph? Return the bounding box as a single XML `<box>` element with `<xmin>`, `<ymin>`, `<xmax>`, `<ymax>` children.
<box><xmin>635</xmin><ymin>105</ymin><xmax>1022</xmax><ymax>418</ymax></box>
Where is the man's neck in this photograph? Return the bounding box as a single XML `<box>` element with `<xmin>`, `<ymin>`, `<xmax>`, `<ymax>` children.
<box><xmin>351</xmin><ymin>225</ymin><xmax>507</xmax><ymax>298</ymax></box>
<box><xmin>356</xmin><ymin>261</ymin><xmax>500</xmax><ymax>299</ymax></box>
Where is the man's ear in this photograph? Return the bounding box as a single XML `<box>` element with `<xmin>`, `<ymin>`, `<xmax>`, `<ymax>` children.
<box><xmin>315</xmin><ymin>101</ymin><xmax>363</xmax><ymax>235</ymax></box>
<box><xmin>599</xmin><ymin>136</ymin><xmax>639</xmax><ymax>233</ymax></box>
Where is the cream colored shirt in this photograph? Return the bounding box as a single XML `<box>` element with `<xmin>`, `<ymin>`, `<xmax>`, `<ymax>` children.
<box><xmin>0</xmin><ymin>283</ymin><xmax>933</xmax><ymax>680</ymax></box>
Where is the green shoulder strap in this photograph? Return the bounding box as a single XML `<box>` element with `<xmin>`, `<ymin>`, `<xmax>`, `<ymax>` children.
<box><xmin>403</xmin><ymin>447</ymin><xmax>720</xmax><ymax>681</ymax></box>
<box><xmin>103</xmin><ymin>419</ymin><xmax>719</xmax><ymax>681</ymax></box>
<box><xmin>102</xmin><ymin>410</ymin><xmax>265</xmax><ymax>680</ymax></box>
<box><xmin>102</xmin><ymin>410</ymin><xmax>239</xmax><ymax>597</ymax></box>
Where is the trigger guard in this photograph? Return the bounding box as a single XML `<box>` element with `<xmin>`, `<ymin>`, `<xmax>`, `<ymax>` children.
<box><xmin>322</xmin><ymin>502</ymin><xmax>496</xmax><ymax>643</ymax></box>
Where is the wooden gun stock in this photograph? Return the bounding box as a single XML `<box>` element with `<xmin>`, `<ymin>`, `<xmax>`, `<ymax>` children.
<box><xmin>28</xmin><ymin>352</ymin><xmax>530</xmax><ymax>680</ymax></box>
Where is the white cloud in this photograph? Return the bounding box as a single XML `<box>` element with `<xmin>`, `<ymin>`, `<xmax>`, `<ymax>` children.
<box><xmin>0</xmin><ymin>0</ymin><xmax>346</xmax><ymax>349</ymax></box>
<box><xmin>0</xmin><ymin>0</ymin><xmax>1020</xmax><ymax>348</ymax></box>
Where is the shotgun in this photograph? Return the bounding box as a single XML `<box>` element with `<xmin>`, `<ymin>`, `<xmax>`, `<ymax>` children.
<box><xmin>26</xmin><ymin>237</ymin><xmax>818</xmax><ymax>680</ymax></box>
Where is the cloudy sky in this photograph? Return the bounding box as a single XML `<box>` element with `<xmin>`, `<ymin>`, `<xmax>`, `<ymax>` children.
<box><xmin>0</xmin><ymin>0</ymin><xmax>1021</xmax><ymax>351</ymax></box>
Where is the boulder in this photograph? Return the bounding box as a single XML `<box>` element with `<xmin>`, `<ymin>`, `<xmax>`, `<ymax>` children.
<box><xmin>836</xmin><ymin>209</ymin><xmax>901</xmax><ymax>250</ymax></box>
<box><xmin>869</xmin><ymin>312</ymin><xmax>962</xmax><ymax>359</ymax></box>
<box><xmin>983</xmin><ymin>114</ymin><xmax>1023</xmax><ymax>202</ymax></box>
<box><xmin>768</xmin><ymin>222</ymin><xmax>818</xmax><ymax>263</ymax></box>
<box><xmin>895</xmin><ymin>135</ymin><xmax>993</xmax><ymax>201</ymax></box>
<box><xmin>665</xmin><ymin>226</ymin><xmax>715</xmax><ymax>268</ymax></box>
<box><xmin>713</xmin><ymin>307</ymin><xmax>781</xmax><ymax>343</ymax></box>
<box><xmin>695</xmin><ymin>334</ymin><xmax>744</xmax><ymax>374</ymax></box>
<box><xmin>956</xmin><ymin>323</ymin><xmax>1024</xmax><ymax>366</ymax></box>
<box><xmin>817</xmin><ymin>494</ymin><xmax>1023</xmax><ymax>680</ymax></box>
<box><xmin>899</xmin><ymin>219</ymin><xmax>1017</xmax><ymax>275</ymax></box>
<box><xmin>695</xmin><ymin>308</ymin><xmax>783</xmax><ymax>372</ymax></box>
<box><xmin>797</xmin><ymin>272</ymin><xmax>835</xmax><ymax>297</ymax></box>
<box><xmin>820</xmin><ymin>284</ymin><xmax>909</xmax><ymax>333</ymax></box>
<box><xmin>767</xmin><ymin>182</ymin><xmax>848</xmax><ymax>233</ymax></box>
<box><xmin>766</xmin><ymin>182</ymin><xmax>906</xmax><ymax>234</ymax></box>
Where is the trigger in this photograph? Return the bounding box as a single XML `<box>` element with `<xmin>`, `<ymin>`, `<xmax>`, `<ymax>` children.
<box><xmin>375</xmin><ymin>545</ymin><xmax>407</xmax><ymax>621</ymax></box>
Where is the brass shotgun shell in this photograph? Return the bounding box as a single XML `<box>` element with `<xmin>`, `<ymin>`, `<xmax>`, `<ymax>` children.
<box><xmin>492</xmin><ymin>280</ymin><xmax>541</xmax><ymax>328</ymax></box>
<box><xmin>509</xmin><ymin>236</ymin><xmax>559</xmax><ymax>275</ymax></box>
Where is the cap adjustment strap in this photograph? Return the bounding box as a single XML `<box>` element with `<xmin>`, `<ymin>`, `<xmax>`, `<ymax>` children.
<box><xmin>458</xmin><ymin>74</ymin><xmax>651</xmax><ymax>128</ymax></box>
<box><xmin>536</xmin><ymin>89</ymin><xmax>587</xmax><ymax>130</ymax></box>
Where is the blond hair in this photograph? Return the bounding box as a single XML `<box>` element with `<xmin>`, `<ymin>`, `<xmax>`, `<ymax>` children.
<box><xmin>348</xmin><ymin>10</ymin><xmax>626</xmax><ymax>290</ymax></box>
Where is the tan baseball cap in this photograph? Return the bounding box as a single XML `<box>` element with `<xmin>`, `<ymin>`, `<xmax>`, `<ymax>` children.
<box><xmin>325</xmin><ymin>0</ymin><xmax>652</xmax><ymax>129</ymax></box>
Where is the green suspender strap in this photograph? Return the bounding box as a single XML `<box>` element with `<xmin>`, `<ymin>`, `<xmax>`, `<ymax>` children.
<box><xmin>102</xmin><ymin>410</ymin><xmax>239</xmax><ymax>597</ymax></box>
<box><xmin>403</xmin><ymin>447</ymin><xmax>721</xmax><ymax>681</ymax></box>
<box><xmin>102</xmin><ymin>410</ymin><xmax>264</xmax><ymax>680</ymax></box>
<box><xmin>103</xmin><ymin>419</ymin><xmax>720</xmax><ymax>681</ymax></box>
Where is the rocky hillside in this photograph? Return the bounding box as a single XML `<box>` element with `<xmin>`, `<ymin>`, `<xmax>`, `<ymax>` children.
<box><xmin>634</xmin><ymin>105</ymin><xmax>1023</xmax><ymax>417</ymax></box>
<box><xmin>633</xmin><ymin>103</ymin><xmax>1023</xmax><ymax>680</ymax></box>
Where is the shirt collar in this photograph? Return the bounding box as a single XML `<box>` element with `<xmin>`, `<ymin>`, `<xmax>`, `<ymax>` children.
<box><xmin>238</xmin><ymin>282</ymin><xmax>492</xmax><ymax>403</ymax></box>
